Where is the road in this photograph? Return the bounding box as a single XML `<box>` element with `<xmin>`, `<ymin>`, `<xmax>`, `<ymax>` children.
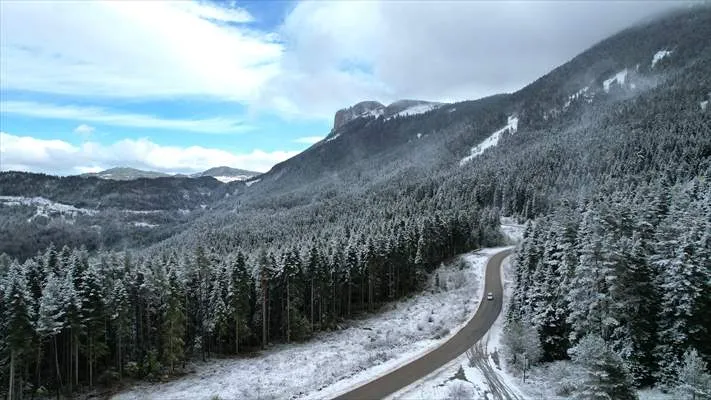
<box><xmin>333</xmin><ymin>248</ymin><xmax>512</xmax><ymax>400</ymax></box>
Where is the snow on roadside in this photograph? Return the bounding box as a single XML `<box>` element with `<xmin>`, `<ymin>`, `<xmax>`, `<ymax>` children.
<box><xmin>390</xmin><ymin>255</ymin><xmax>529</xmax><ymax>400</ymax></box>
<box><xmin>460</xmin><ymin>116</ymin><xmax>519</xmax><ymax>166</ymax></box>
<box><xmin>113</xmin><ymin>248</ymin><xmax>508</xmax><ymax>400</ymax></box>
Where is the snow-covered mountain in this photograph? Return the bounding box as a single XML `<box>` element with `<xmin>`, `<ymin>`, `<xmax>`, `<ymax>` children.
<box><xmin>332</xmin><ymin>99</ymin><xmax>445</xmax><ymax>130</ymax></box>
<box><xmin>80</xmin><ymin>166</ymin><xmax>259</xmax><ymax>182</ymax></box>
<box><xmin>191</xmin><ymin>166</ymin><xmax>260</xmax><ymax>183</ymax></box>
<box><xmin>80</xmin><ymin>167</ymin><xmax>172</xmax><ymax>180</ymax></box>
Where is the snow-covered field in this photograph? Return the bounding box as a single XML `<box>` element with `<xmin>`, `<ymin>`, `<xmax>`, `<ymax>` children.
<box><xmin>393</xmin><ymin>103</ymin><xmax>442</xmax><ymax>118</ymax></box>
<box><xmin>460</xmin><ymin>116</ymin><xmax>519</xmax><ymax>166</ymax></box>
<box><xmin>213</xmin><ymin>175</ymin><xmax>252</xmax><ymax>183</ymax></box>
<box><xmin>603</xmin><ymin>68</ymin><xmax>628</xmax><ymax>92</ymax></box>
<box><xmin>113</xmin><ymin>248</ymin><xmax>510</xmax><ymax>400</ymax></box>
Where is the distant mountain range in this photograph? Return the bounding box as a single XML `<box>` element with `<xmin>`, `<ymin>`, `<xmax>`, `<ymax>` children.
<box><xmin>79</xmin><ymin>166</ymin><xmax>260</xmax><ymax>182</ymax></box>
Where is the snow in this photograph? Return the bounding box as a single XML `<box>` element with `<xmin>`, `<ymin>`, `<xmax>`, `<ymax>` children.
<box><xmin>386</xmin><ymin>103</ymin><xmax>443</xmax><ymax>120</ymax></box>
<box><xmin>364</xmin><ymin>108</ymin><xmax>385</xmax><ymax>118</ymax></box>
<box><xmin>563</xmin><ymin>86</ymin><xmax>592</xmax><ymax>110</ymax></box>
<box><xmin>603</xmin><ymin>69</ymin><xmax>628</xmax><ymax>93</ymax></box>
<box><xmin>416</xmin><ymin>133</ymin><xmax>422</xmax><ymax>139</ymax></box>
<box><xmin>213</xmin><ymin>175</ymin><xmax>251</xmax><ymax>183</ymax></box>
<box><xmin>245</xmin><ymin>179</ymin><xmax>260</xmax><ymax>187</ymax></box>
<box><xmin>460</xmin><ymin>116</ymin><xmax>519</xmax><ymax>166</ymax></box>
<box><xmin>132</xmin><ymin>221</ymin><xmax>158</xmax><ymax>228</ymax></box>
<box><xmin>395</xmin><ymin>103</ymin><xmax>442</xmax><ymax>118</ymax></box>
<box><xmin>500</xmin><ymin>217</ymin><xmax>526</xmax><ymax>244</ymax></box>
<box><xmin>326</xmin><ymin>133</ymin><xmax>341</xmax><ymax>143</ymax></box>
<box><xmin>390</xmin><ymin>254</ymin><xmax>528</xmax><ymax>400</ymax></box>
<box><xmin>113</xmin><ymin>248</ymin><xmax>510</xmax><ymax>400</ymax></box>
<box><xmin>0</xmin><ymin>196</ymin><xmax>97</xmax><ymax>221</ymax></box>
<box><xmin>651</xmin><ymin>49</ymin><xmax>672</xmax><ymax>68</ymax></box>
<box><xmin>701</xmin><ymin>100</ymin><xmax>708</xmax><ymax>111</ymax></box>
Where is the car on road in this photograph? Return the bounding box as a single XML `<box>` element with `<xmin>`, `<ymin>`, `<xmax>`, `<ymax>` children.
<box><xmin>487</xmin><ymin>292</ymin><xmax>494</xmax><ymax>300</ymax></box>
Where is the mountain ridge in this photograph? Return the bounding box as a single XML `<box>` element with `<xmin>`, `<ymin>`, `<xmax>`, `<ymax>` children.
<box><xmin>79</xmin><ymin>165</ymin><xmax>260</xmax><ymax>182</ymax></box>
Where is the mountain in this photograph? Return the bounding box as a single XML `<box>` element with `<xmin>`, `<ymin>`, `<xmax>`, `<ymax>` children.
<box><xmin>332</xmin><ymin>99</ymin><xmax>445</xmax><ymax>130</ymax></box>
<box><xmin>80</xmin><ymin>166</ymin><xmax>172</xmax><ymax>180</ymax></box>
<box><xmin>0</xmin><ymin>171</ymin><xmax>240</xmax><ymax>259</ymax></box>
<box><xmin>192</xmin><ymin>166</ymin><xmax>260</xmax><ymax>182</ymax></box>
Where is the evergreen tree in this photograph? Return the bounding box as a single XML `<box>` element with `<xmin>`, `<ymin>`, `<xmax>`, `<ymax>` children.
<box><xmin>568</xmin><ymin>334</ymin><xmax>638</xmax><ymax>400</ymax></box>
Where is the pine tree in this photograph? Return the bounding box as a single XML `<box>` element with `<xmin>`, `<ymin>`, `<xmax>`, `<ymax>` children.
<box><xmin>79</xmin><ymin>263</ymin><xmax>107</xmax><ymax>387</ymax></box>
<box><xmin>676</xmin><ymin>348</ymin><xmax>711</xmax><ymax>400</ymax></box>
<box><xmin>609</xmin><ymin>235</ymin><xmax>659</xmax><ymax>386</ymax></box>
<box><xmin>568</xmin><ymin>334</ymin><xmax>638</xmax><ymax>400</ymax></box>
<box><xmin>228</xmin><ymin>252</ymin><xmax>251</xmax><ymax>354</ymax></box>
<box><xmin>162</xmin><ymin>268</ymin><xmax>185</xmax><ymax>374</ymax></box>
<box><xmin>5</xmin><ymin>261</ymin><xmax>35</xmax><ymax>400</ymax></box>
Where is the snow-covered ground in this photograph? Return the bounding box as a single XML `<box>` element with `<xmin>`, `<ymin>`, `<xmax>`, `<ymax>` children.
<box><xmin>393</xmin><ymin>103</ymin><xmax>442</xmax><ymax>118</ymax></box>
<box><xmin>651</xmin><ymin>49</ymin><xmax>672</xmax><ymax>68</ymax></box>
<box><xmin>603</xmin><ymin>68</ymin><xmax>628</xmax><ymax>93</ymax></box>
<box><xmin>113</xmin><ymin>248</ymin><xmax>511</xmax><ymax>400</ymax></box>
<box><xmin>213</xmin><ymin>175</ymin><xmax>252</xmax><ymax>183</ymax></box>
<box><xmin>0</xmin><ymin>195</ymin><xmax>97</xmax><ymax>221</ymax></box>
<box><xmin>390</xmin><ymin>254</ymin><xmax>528</xmax><ymax>400</ymax></box>
<box><xmin>500</xmin><ymin>217</ymin><xmax>526</xmax><ymax>244</ymax></box>
<box><xmin>460</xmin><ymin>116</ymin><xmax>519</xmax><ymax>166</ymax></box>
<box><xmin>132</xmin><ymin>221</ymin><xmax>158</xmax><ymax>228</ymax></box>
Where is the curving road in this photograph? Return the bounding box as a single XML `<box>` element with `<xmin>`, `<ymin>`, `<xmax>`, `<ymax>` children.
<box><xmin>333</xmin><ymin>248</ymin><xmax>512</xmax><ymax>400</ymax></box>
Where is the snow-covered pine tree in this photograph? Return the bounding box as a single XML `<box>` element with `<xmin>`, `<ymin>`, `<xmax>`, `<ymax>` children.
<box><xmin>4</xmin><ymin>261</ymin><xmax>35</xmax><ymax>400</ymax></box>
<box><xmin>568</xmin><ymin>334</ymin><xmax>638</xmax><ymax>400</ymax></box>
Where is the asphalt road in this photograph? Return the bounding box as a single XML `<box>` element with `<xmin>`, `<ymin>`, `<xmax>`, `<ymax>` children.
<box><xmin>333</xmin><ymin>248</ymin><xmax>512</xmax><ymax>400</ymax></box>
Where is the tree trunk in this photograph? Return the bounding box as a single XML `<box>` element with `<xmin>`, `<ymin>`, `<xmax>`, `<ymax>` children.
<box><xmin>286</xmin><ymin>278</ymin><xmax>290</xmax><ymax>343</ymax></box>
<box><xmin>235</xmin><ymin>311</ymin><xmax>239</xmax><ymax>354</ymax></box>
<box><xmin>88</xmin><ymin>336</ymin><xmax>93</xmax><ymax>387</ymax></box>
<box><xmin>35</xmin><ymin>343</ymin><xmax>42</xmax><ymax>400</ymax></box>
<box><xmin>262</xmin><ymin>282</ymin><xmax>267</xmax><ymax>349</ymax></box>
<box><xmin>8</xmin><ymin>350</ymin><xmax>15</xmax><ymax>400</ymax></box>
<box><xmin>74</xmin><ymin>331</ymin><xmax>79</xmax><ymax>390</ymax></box>
<box><xmin>117</xmin><ymin>333</ymin><xmax>122</xmax><ymax>379</ymax></box>
<box><xmin>53</xmin><ymin>336</ymin><xmax>62</xmax><ymax>396</ymax></box>
<box><xmin>347</xmin><ymin>275</ymin><xmax>351</xmax><ymax>318</ymax></box>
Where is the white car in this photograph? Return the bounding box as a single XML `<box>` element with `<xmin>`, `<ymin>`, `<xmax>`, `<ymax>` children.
<box><xmin>487</xmin><ymin>292</ymin><xmax>494</xmax><ymax>301</ymax></box>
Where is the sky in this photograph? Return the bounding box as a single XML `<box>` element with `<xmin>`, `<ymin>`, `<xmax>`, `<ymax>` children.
<box><xmin>0</xmin><ymin>0</ymin><xmax>685</xmax><ymax>175</ymax></box>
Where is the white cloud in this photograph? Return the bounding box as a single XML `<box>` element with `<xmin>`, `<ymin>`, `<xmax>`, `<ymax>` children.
<box><xmin>0</xmin><ymin>1</ymin><xmax>281</xmax><ymax>101</ymax></box>
<box><xmin>0</xmin><ymin>0</ymin><xmax>686</xmax><ymax>123</ymax></box>
<box><xmin>0</xmin><ymin>132</ymin><xmax>296</xmax><ymax>175</ymax></box>
<box><xmin>264</xmin><ymin>1</ymin><xmax>684</xmax><ymax>118</ymax></box>
<box><xmin>74</xmin><ymin>124</ymin><xmax>95</xmax><ymax>135</ymax></box>
<box><xmin>174</xmin><ymin>1</ymin><xmax>253</xmax><ymax>23</ymax></box>
<box><xmin>292</xmin><ymin>136</ymin><xmax>325</xmax><ymax>144</ymax></box>
<box><xmin>2</xmin><ymin>101</ymin><xmax>251</xmax><ymax>134</ymax></box>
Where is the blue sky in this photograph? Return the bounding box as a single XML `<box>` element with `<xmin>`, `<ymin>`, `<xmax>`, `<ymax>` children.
<box><xmin>0</xmin><ymin>0</ymin><xmax>683</xmax><ymax>175</ymax></box>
